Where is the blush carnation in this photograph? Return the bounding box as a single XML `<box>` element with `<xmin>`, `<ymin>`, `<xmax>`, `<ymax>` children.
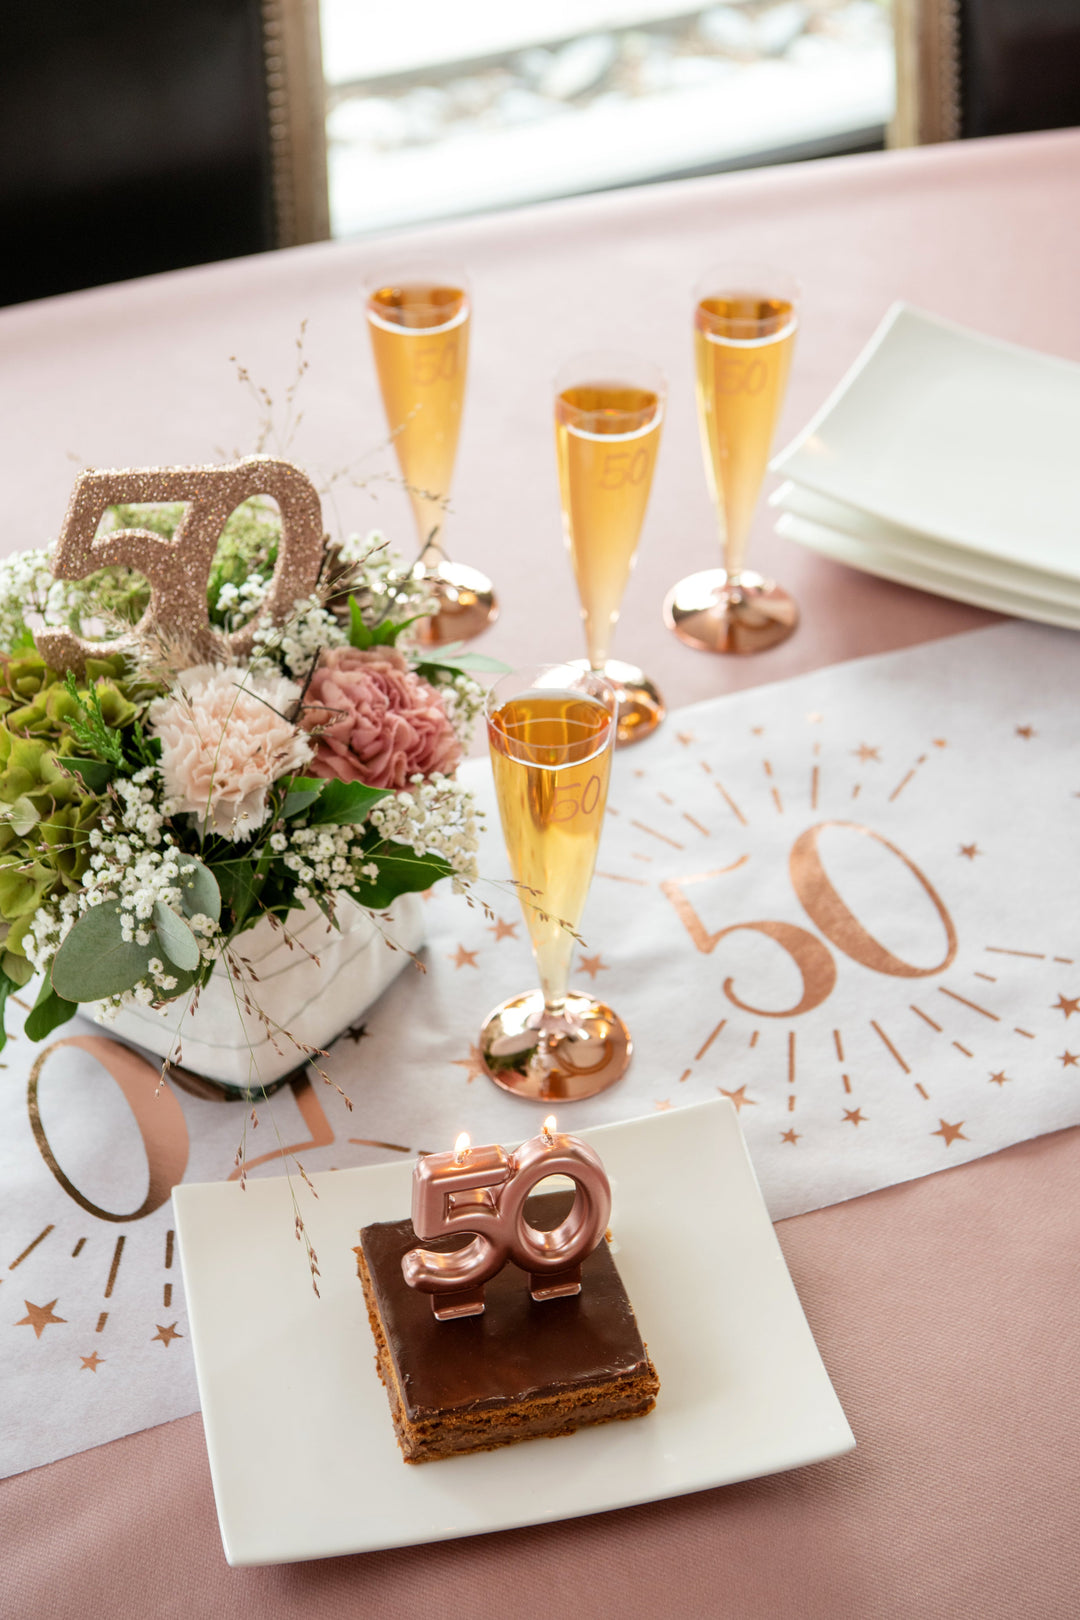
<box><xmin>149</xmin><ymin>665</ymin><xmax>312</xmax><ymax>841</ymax></box>
<box><xmin>301</xmin><ymin>645</ymin><xmax>461</xmax><ymax>790</ymax></box>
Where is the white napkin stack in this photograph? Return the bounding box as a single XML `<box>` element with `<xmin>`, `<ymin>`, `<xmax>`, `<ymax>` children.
<box><xmin>769</xmin><ymin>303</ymin><xmax>1080</xmax><ymax>626</ymax></box>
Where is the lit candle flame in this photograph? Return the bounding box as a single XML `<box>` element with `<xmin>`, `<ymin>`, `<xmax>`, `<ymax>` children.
<box><xmin>453</xmin><ymin>1132</ymin><xmax>470</xmax><ymax>1165</ymax></box>
<box><xmin>542</xmin><ymin>1115</ymin><xmax>557</xmax><ymax>1143</ymax></box>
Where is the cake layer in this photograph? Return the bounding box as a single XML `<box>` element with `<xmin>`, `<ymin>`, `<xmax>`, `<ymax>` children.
<box><xmin>357</xmin><ymin>1191</ymin><xmax>659</xmax><ymax>1463</ymax></box>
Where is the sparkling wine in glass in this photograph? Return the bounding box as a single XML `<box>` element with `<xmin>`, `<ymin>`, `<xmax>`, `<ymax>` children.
<box><xmin>664</xmin><ymin>264</ymin><xmax>800</xmax><ymax>654</ymax></box>
<box><xmin>479</xmin><ymin>664</ymin><xmax>631</xmax><ymax>1101</ymax></box>
<box><xmin>554</xmin><ymin>352</ymin><xmax>666</xmax><ymax>746</ymax></box>
<box><xmin>366</xmin><ymin>264</ymin><xmax>497</xmax><ymax>645</ymax></box>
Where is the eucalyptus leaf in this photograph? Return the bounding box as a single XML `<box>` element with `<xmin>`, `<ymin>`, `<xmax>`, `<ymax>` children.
<box><xmin>51</xmin><ymin>904</ymin><xmax>154</xmax><ymax>1002</ymax></box>
<box><xmin>24</xmin><ymin>979</ymin><xmax>78</xmax><ymax>1041</ymax></box>
<box><xmin>175</xmin><ymin>856</ymin><xmax>222</xmax><ymax>924</ymax></box>
<box><xmin>416</xmin><ymin>650</ymin><xmax>509</xmax><ymax>678</ymax></box>
<box><xmin>152</xmin><ymin>902</ymin><xmax>200</xmax><ymax>972</ymax></box>
<box><xmin>308</xmin><ymin>779</ymin><xmax>391</xmax><ymax>827</ymax></box>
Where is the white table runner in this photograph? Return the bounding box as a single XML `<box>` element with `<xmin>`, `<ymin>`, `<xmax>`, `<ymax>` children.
<box><xmin>3</xmin><ymin>619</ymin><xmax>1079</xmax><ymax>1477</ymax></box>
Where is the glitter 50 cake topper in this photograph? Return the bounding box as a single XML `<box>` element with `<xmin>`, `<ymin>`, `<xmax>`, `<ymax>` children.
<box><xmin>34</xmin><ymin>455</ymin><xmax>327</xmax><ymax>676</ymax></box>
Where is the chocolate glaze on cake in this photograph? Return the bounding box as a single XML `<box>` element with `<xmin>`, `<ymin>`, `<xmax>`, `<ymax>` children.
<box><xmin>357</xmin><ymin>1191</ymin><xmax>660</xmax><ymax>1462</ymax></box>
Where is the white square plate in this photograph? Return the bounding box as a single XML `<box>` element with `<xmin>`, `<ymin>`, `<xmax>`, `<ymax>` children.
<box><xmin>172</xmin><ymin>1099</ymin><xmax>854</xmax><ymax>1567</ymax></box>
<box><xmin>771</xmin><ymin>481</ymin><xmax>1080</xmax><ymax>608</ymax></box>
<box><xmin>771</xmin><ymin>303</ymin><xmax>1080</xmax><ymax>576</ymax></box>
<box><xmin>774</xmin><ymin>508</ymin><xmax>1080</xmax><ymax>630</ymax></box>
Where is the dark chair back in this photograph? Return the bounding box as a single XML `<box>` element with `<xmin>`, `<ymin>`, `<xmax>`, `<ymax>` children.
<box><xmin>0</xmin><ymin>0</ymin><xmax>327</xmax><ymax>307</ymax></box>
<box><xmin>893</xmin><ymin>0</ymin><xmax>1080</xmax><ymax>144</ymax></box>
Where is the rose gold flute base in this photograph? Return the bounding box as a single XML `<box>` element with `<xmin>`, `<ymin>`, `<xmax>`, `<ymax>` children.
<box><xmin>566</xmin><ymin>658</ymin><xmax>664</xmax><ymax>747</ymax></box>
<box><xmin>663</xmin><ymin>568</ymin><xmax>798</xmax><ymax>655</ymax></box>
<box><xmin>479</xmin><ymin>989</ymin><xmax>632</xmax><ymax>1101</ymax></box>
<box><xmin>413</xmin><ymin>558</ymin><xmax>498</xmax><ymax>647</ymax></box>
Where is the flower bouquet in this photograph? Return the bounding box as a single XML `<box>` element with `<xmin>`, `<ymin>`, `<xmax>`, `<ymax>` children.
<box><xmin>0</xmin><ymin>456</ymin><xmax>487</xmax><ymax>1094</ymax></box>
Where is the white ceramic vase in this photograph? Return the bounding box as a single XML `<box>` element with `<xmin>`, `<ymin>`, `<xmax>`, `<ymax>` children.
<box><xmin>101</xmin><ymin>893</ymin><xmax>425</xmax><ymax>1092</ymax></box>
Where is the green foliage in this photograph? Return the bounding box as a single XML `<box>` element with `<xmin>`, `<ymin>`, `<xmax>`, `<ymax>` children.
<box><xmin>24</xmin><ymin>977</ymin><xmax>77</xmax><ymax>1041</ymax></box>
<box><xmin>108</xmin><ymin>502</ymin><xmax>186</xmax><ymax>539</ymax></box>
<box><xmin>61</xmin><ymin>673</ymin><xmax>127</xmax><ymax>766</ymax></box>
<box><xmin>0</xmin><ymin>731</ymin><xmax>101</xmax><ymax>961</ymax></box>
<box><xmin>206</xmin><ymin>499</ymin><xmax>282</xmax><ymax>624</ymax></box>
<box><xmin>175</xmin><ymin>857</ymin><xmax>221</xmax><ymax>924</ymax></box>
<box><xmin>212</xmin><ymin>858</ymin><xmax>269</xmax><ymax>934</ymax></box>
<box><xmin>152</xmin><ymin>900</ymin><xmax>200</xmax><ymax>971</ymax></box>
<box><xmin>0</xmin><ymin>652</ymin><xmax>137</xmax><ymax>746</ymax></box>
<box><xmin>307</xmin><ymin>778</ymin><xmax>390</xmax><ymax>826</ymax></box>
<box><xmin>415</xmin><ymin>647</ymin><xmax>509</xmax><ymax>681</ymax></box>
<box><xmin>51</xmin><ymin>903</ymin><xmax>155</xmax><ymax>1002</ymax></box>
<box><xmin>66</xmin><ymin>758</ymin><xmax>114</xmax><ymax>793</ymax></box>
<box><xmin>348</xmin><ymin>845</ymin><xmax>451</xmax><ymax>910</ymax></box>
<box><xmin>280</xmin><ymin>776</ymin><xmax>325</xmax><ymax>818</ymax></box>
<box><xmin>0</xmin><ymin>965</ymin><xmax>22</xmax><ymax>1051</ymax></box>
<box><xmin>347</xmin><ymin>595</ymin><xmax>422</xmax><ymax>650</ymax></box>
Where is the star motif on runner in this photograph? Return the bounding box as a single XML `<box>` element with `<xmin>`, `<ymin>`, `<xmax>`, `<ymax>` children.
<box><xmin>655</xmin><ymin>1100</ymin><xmax>672</xmax><ymax>1111</ymax></box>
<box><xmin>343</xmin><ymin>1020</ymin><xmax>369</xmax><ymax>1043</ymax></box>
<box><xmin>988</xmin><ymin>1070</ymin><xmax>1011</xmax><ymax>1086</ymax></box>
<box><xmin>452</xmin><ymin>1044</ymin><xmax>488</xmax><ymax>1083</ymax></box>
<box><xmin>842</xmin><ymin>1107</ymin><xmax>867</xmax><ymax>1126</ymax></box>
<box><xmin>1059</xmin><ymin>1051</ymin><xmax>1080</xmax><ymax>1068</ymax></box>
<box><xmin>718</xmin><ymin>1085</ymin><xmax>756</xmax><ymax>1112</ymax></box>
<box><xmin>448</xmin><ymin>945</ymin><xmax>479</xmax><ymax>969</ymax></box>
<box><xmin>750</xmin><ymin>725</ymin><xmax>765</xmax><ymax>736</ymax></box>
<box><xmin>780</xmin><ymin>1128</ymin><xmax>800</xmax><ymax>1144</ymax></box>
<box><xmin>932</xmin><ymin>738</ymin><xmax>948</xmax><ymax>748</ymax></box>
<box><xmin>958</xmin><ymin>843</ymin><xmax>981</xmax><ymax>860</ymax></box>
<box><xmin>488</xmin><ymin>916</ymin><xmax>518</xmax><ymax>942</ymax></box>
<box><xmin>852</xmin><ymin>743</ymin><xmax>880</xmax><ymax>763</ymax></box>
<box><xmin>1053</xmin><ymin>993</ymin><xmax>1080</xmax><ymax>1018</ymax></box>
<box><xmin>80</xmin><ymin>1352</ymin><xmax>105</xmax><ymax>1371</ymax></box>
<box><xmin>577</xmin><ymin>953</ymin><xmax>608</xmax><ymax>980</ymax></box>
<box><xmin>152</xmin><ymin>1323</ymin><xmax>183</xmax><ymax>1348</ymax></box>
<box><xmin>676</xmin><ymin>732</ymin><xmax>695</xmax><ymax>747</ymax></box>
<box><xmin>1015</xmin><ymin>724</ymin><xmax>1036</xmax><ymax>739</ymax></box>
<box><xmin>420</xmin><ymin>888</ymin><xmax>435</xmax><ymax>903</ymax></box>
<box><xmin>16</xmin><ymin>1299</ymin><xmax>66</xmax><ymax>1339</ymax></box>
<box><xmin>932</xmin><ymin>1119</ymin><xmax>968</xmax><ymax>1147</ymax></box>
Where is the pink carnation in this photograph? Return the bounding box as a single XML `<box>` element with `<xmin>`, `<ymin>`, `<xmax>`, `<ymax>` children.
<box><xmin>301</xmin><ymin>646</ymin><xmax>461</xmax><ymax>790</ymax></box>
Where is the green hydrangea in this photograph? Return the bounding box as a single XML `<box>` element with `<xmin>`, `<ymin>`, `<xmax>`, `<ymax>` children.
<box><xmin>0</xmin><ymin>731</ymin><xmax>102</xmax><ymax>979</ymax></box>
<box><xmin>0</xmin><ymin>652</ymin><xmax>137</xmax><ymax>745</ymax></box>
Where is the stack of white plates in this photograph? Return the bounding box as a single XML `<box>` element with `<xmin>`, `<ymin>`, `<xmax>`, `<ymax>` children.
<box><xmin>769</xmin><ymin>303</ymin><xmax>1080</xmax><ymax>628</ymax></box>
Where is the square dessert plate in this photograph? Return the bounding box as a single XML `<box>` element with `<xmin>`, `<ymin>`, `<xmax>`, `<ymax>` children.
<box><xmin>770</xmin><ymin>303</ymin><xmax>1080</xmax><ymax>576</ymax></box>
<box><xmin>773</xmin><ymin>509</ymin><xmax>1080</xmax><ymax>630</ymax></box>
<box><xmin>771</xmin><ymin>481</ymin><xmax>1080</xmax><ymax>608</ymax></box>
<box><xmin>172</xmin><ymin>1099</ymin><xmax>854</xmax><ymax>1567</ymax></box>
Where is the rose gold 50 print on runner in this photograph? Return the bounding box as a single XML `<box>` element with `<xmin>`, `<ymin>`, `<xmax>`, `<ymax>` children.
<box><xmin>480</xmin><ymin>665</ymin><xmax>630</xmax><ymax>1101</ymax></box>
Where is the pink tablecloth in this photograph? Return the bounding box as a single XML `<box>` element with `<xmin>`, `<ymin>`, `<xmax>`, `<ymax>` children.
<box><xmin>3</xmin><ymin>128</ymin><xmax>1080</xmax><ymax>1617</ymax></box>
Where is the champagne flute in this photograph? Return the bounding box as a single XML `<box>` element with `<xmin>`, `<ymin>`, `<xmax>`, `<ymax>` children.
<box><xmin>365</xmin><ymin>261</ymin><xmax>497</xmax><ymax>645</ymax></box>
<box><xmin>554</xmin><ymin>351</ymin><xmax>666</xmax><ymax>746</ymax></box>
<box><xmin>664</xmin><ymin>263</ymin><xmax>800</xmax><ymax>654</ymax></box>
<box><xmin>479</xmin><ymin>664</ymin><xmax>631</xmax><ymax>1101</ymax></box>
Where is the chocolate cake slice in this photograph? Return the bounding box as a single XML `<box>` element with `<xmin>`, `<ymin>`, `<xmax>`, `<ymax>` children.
<box><xmin>356</xmin><ymin>1191</ymin><xmax>659</xmax><ymax>1463</ymax></box>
